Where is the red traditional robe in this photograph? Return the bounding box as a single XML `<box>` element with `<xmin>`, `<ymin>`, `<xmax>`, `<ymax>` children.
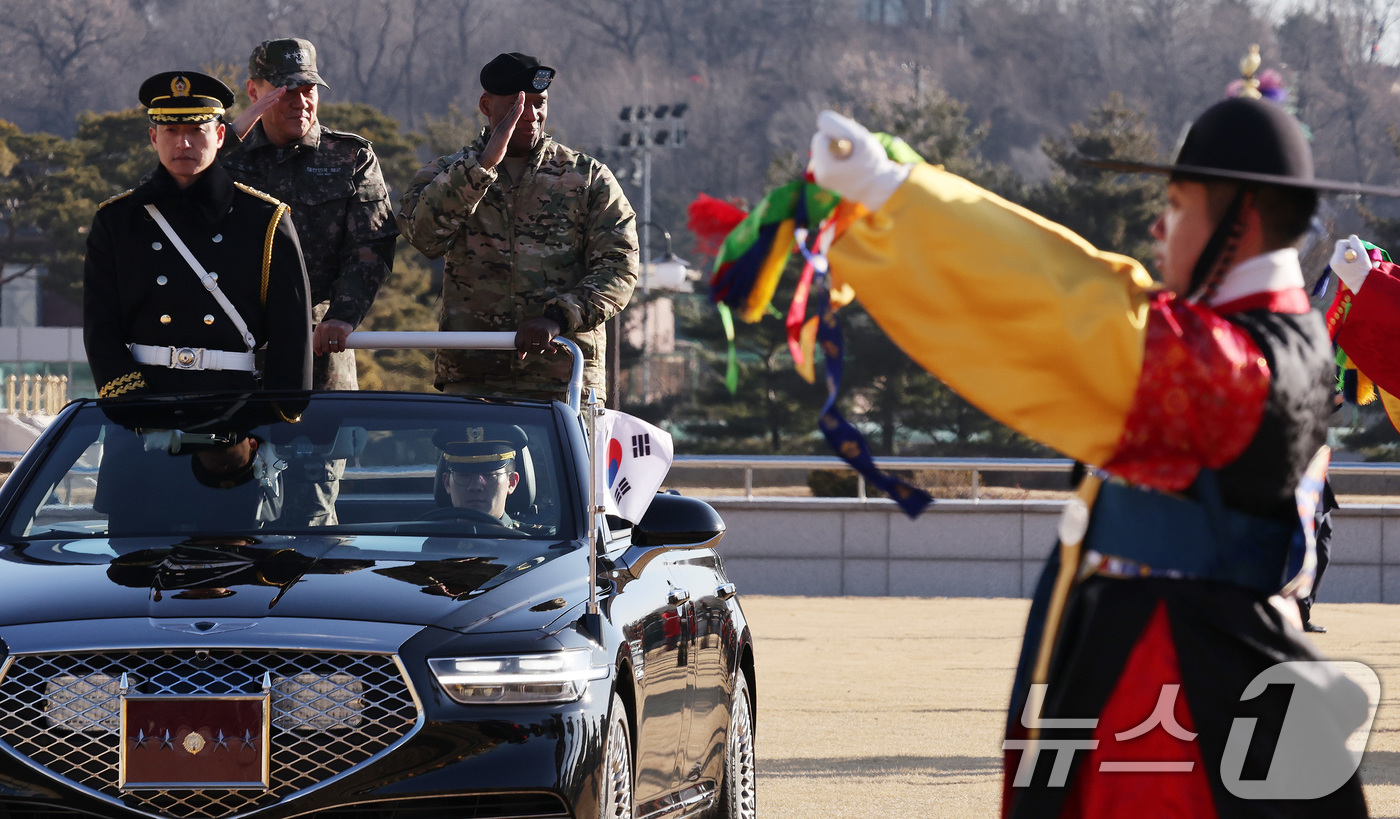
<box><xmin>825</xmin><ymin>163</ymin><xmax>1367</xmax><ymax>818</ymax></box>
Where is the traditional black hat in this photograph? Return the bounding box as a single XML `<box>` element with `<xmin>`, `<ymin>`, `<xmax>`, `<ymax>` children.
<box><xmin>1086</xmin><ymin>97</ymin><xmax>1400</xmax><ymax>197</ymax></box>
<box><xmin>433</xmin><ymin>425</ymin><xmax>525</xmax><ymax>472</ymax></box>
<box><xmin>480</xmin><ymin>52</ymin><xmax>555</xmax><ymax>96</ymax></box>
<box><xmin>248</xmin><ymin>38</ymin><xmax>327</xmax><ymax>89</ymax></box>
<box><xmin>139</xmin><ymin>71</ymin><xmax>235</xmax><ymax>125</ymax></box>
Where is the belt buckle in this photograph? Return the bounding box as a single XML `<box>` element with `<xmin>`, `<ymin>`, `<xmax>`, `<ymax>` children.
<box><xmin>172</xmin><ymin>347</ymin><xmax>201</xmax><ymax>370</ymax></box>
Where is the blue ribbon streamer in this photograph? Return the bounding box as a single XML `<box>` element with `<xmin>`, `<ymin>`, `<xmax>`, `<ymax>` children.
<box><xmin>804</xmin><ymin>238</ymin><xmax>932</xmax><ymax>518</ymax></box>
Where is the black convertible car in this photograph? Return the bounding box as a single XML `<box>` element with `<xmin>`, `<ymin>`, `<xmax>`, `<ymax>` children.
<box><xmin>0</xmin><ymin>386</ymin><xmax>755</xmax><ymax>819</ymax></box>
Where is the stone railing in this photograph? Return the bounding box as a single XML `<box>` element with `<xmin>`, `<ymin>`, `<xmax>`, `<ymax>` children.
<box><xmin>5</xmin><ymin>374</ymin><xmax>67</xmax><ymax>416</ymax></box>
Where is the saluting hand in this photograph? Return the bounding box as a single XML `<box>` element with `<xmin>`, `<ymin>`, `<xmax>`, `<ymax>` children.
<box><xmin>480</xmin><ymin>92</ymin><xmax>525</xmax><ymax>171</ymax></box>
<box><xmin>230</xmin><ymin>85</ymin><xmax>286</xmax><ymax>141</ymax></box>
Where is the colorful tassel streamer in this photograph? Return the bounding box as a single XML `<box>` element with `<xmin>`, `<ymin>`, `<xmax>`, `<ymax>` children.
<box><xmin>708</xmin><ymin>181</ymin><xmax>840</xmax><ymax>323</ymax></box>
<box><xmin>687</xmin><ymin>193</ymin><xmax>748</xmax><ymax>256</ymax></box>
<box><xmin>698</xmin><ymin>131</ymin><xmax>930</xmax><ymax>513</ymax></box>
<box><xmin>809</xmin><ymin>259</ymin><xmax>932</xmax><ymax>518</ymax></box>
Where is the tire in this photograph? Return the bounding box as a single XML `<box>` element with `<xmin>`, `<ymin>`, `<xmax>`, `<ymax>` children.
<box><xmin>599</xmin><ymin>692</ymin><xmax>635</xmax><ymax>819</ymax></box>
<box><xmin>707</xmin><ymin>673</ymin><xmax>757</xmax><ymax>819</ymax></box>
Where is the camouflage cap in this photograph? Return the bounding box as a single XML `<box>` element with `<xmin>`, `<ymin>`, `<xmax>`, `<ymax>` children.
<box><xmin>480</xmin><ymin>52</ymin><xmax>554</xmax><ymax>95</ymax></box>
<box><xmin>248</xmin><ymin>38</ymin><xmax>327</xmax><ymax>89</ymax></box>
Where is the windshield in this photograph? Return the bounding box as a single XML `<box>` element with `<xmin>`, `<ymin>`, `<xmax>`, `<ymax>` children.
<box><xmin>5</xmin><ymin>395</ymin><xmax>576</xmax><ymax>545</ymax></box>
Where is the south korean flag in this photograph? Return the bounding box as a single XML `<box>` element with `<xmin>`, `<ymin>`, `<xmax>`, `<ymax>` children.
<box><xmin>593</xmin><ymin>410</ymin><xmax>674</xmax><ymax>523</ymax></box>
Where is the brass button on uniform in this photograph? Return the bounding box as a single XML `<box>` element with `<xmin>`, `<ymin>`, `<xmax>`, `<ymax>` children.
<box><xmin>156</xmin><ymin>276</ymin><xmax>168</xmax><ymax>286</ymax></box>
<box><xmin>204</xmin><ymin>315</ymin><xmax>215</xmax><ymax>325</ymax></box>
<box><xmin>160</xmin><ymin>315</ymin><xmax>172</xmax><ymax>324</ymax></box>
<box><xmin>152</xmin><ymin>242</ymin><xmax>163</xmax><ymax>251</ymax></box>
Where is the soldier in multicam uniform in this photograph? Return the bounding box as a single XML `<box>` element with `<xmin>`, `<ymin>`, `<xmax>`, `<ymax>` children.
<box><xmin>224</xmin><ymin>38</ymin><xmax>398</xmax><ymax>391</ymax></box>
<box><xmin>397</xmin><ymin>52</ymin><xmax>638</xmax><ymax>403</ymax></box>
<box><xmin>84</xmin><ymin>71</ymin><xmax>312</xmax><ymax>398</ymax></box>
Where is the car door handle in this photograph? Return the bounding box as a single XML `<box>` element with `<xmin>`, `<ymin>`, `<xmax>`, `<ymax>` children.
<box><xmin>716</xmin><ymin>582</ymin><xmax>737</xmax><ymax>600</ymax></box>
<box><xmin>668</xmin><ymin>588</ymin><xmax>691</xmax><ymax>606</ymax></box>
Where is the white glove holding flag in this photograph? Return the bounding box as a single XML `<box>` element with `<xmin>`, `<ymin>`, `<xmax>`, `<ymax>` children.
<box><xmin>1331</xmin><ymin>234</ymin><xmax>1375</xmax><ymax>293</ymax></box>
<box><xmin>593</xmin><ymin>410</ymin><xmax>675</xmax><ymax>524</ymax></box>
<box><xmin>809</xmin><ymin>110</ymin><xmax>910</xmax><ymax>212</ymax></box>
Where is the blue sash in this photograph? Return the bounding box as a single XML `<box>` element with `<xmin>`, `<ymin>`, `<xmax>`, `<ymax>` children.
<box><xmin>1082</xmin><ymin>471</ymin><xmax>1298</xmax><ymax>595</ymax></box>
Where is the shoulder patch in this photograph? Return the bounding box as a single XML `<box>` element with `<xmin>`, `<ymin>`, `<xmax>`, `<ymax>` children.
<box><xmin>97</xmin><ymin>189</ymin><xmax>133</xmax><ymax>210</ymax></box>
<box><xmin>321</xmin><ymin>128</ymin><xmax>372</xmax><ymax>148</ymax></box>
<box><xmin>233</xmin><ymin>182</ymin><xmax>285</xmax><ymax>207</ymax></box>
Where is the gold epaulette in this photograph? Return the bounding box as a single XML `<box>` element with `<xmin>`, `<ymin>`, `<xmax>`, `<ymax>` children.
<box><xmin>99</xmin><ymin>371</ymin><xmax>147</xmax><ymax>398</ymax></box>
<box><xmin>97</xmin><ymin>189</ymin><xmax>133</xmax><ymax>210</ymax></box>
<box><xmin>233</xmin><ymin>182</ymin><xmax>284</xmax><ymax>207</ymax></box>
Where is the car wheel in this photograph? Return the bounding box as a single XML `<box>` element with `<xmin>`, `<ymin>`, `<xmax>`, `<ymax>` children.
<box><xmin>707</xmin><ymin>673</ymin><xmax>757</xmax><ymax>819</ymax></box>
<box><xmin>599</xmin><ymin>692</ymin><xmax>634</xmax><ymax>819</ymax></box>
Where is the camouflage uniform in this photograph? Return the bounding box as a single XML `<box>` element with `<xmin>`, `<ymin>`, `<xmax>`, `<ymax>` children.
<box><xmin>397</xmin><ymin>128</ymin><xmax>638</xmax><ymax>402</ymax></box>
<box><xmin>224</xmin><ymin>123</ymin><xmax>397</xmax><ymax>389</ymax></box>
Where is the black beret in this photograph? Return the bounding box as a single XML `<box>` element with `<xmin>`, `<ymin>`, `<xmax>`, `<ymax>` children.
<box><xmin>139</xmin><ymin>71</ymin><xmax>235</xmax><ymax>125</ymax></box>
<box><xmin>480</xmin><ymin>52</ymin><xmax>555</xmax><ymax>95</ymax></box>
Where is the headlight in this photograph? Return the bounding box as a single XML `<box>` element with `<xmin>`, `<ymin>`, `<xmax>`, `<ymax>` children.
<box><xmin>428</xmin><ymin>649</ymin><xmax>608</xmax><ymax>704</ymax></box>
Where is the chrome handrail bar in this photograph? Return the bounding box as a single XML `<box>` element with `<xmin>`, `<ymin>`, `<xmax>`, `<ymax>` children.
<box><xmin>344</xmin><ymin>331</ymin><xmax>584</xmax><ymax>412</ymax></box>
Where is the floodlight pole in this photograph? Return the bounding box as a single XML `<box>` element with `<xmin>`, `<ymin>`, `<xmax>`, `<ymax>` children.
<box><xmin>638</xmin><ymin>220</ymin><xmax>671</xmax><ymax>406</ymax></box>
<box><xmin>616</xmin><ymin>101</ymin><xmax>686</xmax><ymax>407</ymax></box>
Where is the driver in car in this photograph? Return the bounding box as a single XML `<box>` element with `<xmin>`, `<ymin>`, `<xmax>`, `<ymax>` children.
<box><xmin>437</xmin><ymin>428</ymin><xmax>522</xmax><ymax>529</ymax></box>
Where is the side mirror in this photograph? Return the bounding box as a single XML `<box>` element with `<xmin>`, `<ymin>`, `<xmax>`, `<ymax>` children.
<box><xmin>632</xmin><ymin>492</ymin><xmax>724</xmax><ymax>547</ymax></box>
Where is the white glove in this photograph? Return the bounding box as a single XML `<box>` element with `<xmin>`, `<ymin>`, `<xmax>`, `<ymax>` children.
<box><xmin>1331</xmin><ymin>234</ymin><xmax>1375</xmax><ymax>293</ymax></box>
<box><xmin>809</xmin><ymin>110</ymin><xmax>910</xmax><ymax>211</ymax></box>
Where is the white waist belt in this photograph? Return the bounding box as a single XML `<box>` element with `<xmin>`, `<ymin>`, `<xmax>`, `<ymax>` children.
<box><xmin>128</xmin><ymin>343</ymin><xmax>257</xmax><ymax>373</ymax></box>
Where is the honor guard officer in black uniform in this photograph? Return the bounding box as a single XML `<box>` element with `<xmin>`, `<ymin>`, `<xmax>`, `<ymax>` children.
<box><xmin>83</xmin><ymin>70</ymin><xmax>312</xmax><ymax>398</ymax></box>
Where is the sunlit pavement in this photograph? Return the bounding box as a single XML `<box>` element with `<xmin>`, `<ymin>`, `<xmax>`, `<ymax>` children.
<box><xmin>743</xmin><ymin>596</ymin><xmax>1400</xmax><ymax>818</ymax></box>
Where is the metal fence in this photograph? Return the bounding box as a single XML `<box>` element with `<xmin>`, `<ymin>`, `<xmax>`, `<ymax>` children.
<box><xmin>671</xmin><ymin>455</ymin><xmax>1400</xmax><ymax>501</ymax></box>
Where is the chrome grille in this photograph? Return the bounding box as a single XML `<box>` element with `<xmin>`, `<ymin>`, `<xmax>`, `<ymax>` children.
<box><xmin>0</xmin><ymin>650</ymin><xmax>420</xmax><ymax>819</ymax></box>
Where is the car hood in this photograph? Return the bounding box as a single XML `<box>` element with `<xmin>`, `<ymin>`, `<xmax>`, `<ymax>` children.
<box><xmin>0</xmin><ymin>535</ymin><xmax>589</xmax><ymax>633</ymax></box>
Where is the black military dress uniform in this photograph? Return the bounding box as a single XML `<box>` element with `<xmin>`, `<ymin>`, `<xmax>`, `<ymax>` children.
<box><xmin>83</xmin><ymin>71</ymin><xmax>312</xmax><ymax>398</ymax></box>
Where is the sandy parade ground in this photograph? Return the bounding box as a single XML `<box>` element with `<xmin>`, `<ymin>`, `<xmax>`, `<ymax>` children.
<box><xmin>744</xmin><ymin>596</ymin><xmax>1400</xmax><ymax>818</ymax></box>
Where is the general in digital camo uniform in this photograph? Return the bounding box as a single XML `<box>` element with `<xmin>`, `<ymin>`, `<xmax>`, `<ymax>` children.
<box><xmin>397</xmin><ymin>52</ymin><xmax>638</xmax><ymax>403</ymax></box>
<box><xmin>84</xmin><ymin>71</ymin><xmax>312</xmax><ymax>398</ymax></box>
<box><xmin>224</xmin><ymin>38</ymin><xmax>398</xmax><ymax>390</ymax></box>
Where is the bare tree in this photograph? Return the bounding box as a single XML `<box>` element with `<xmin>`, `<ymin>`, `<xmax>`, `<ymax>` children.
<box><xmin>0</xmin><ymin>0</ymin><xmax>142</xmax><ymax>133</ymax></box>
<box><xmin>541</xmin><ymin>0</ymin><xmax>656</xmax><ymax>62</ymax></box>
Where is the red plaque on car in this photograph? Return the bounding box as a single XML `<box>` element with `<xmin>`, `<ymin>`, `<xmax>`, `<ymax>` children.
<box><xmin>120</xmin><ymin>695</ymin><xmax>270</xmax><ymax>789</ymax></box>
